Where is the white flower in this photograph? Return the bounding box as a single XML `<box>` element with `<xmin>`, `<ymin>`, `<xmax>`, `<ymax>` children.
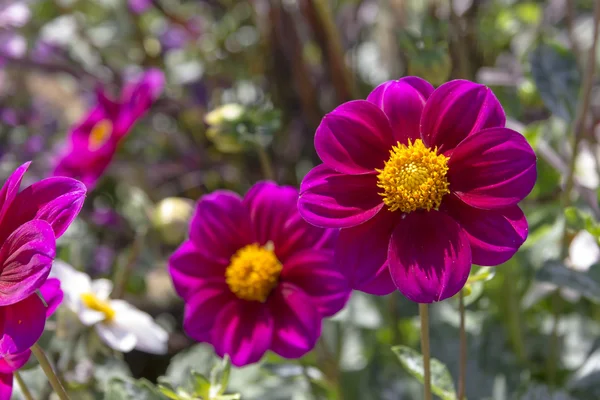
<box><xmin>50</xmin><ymin>260</ymin><xmax>169</xmax><ymax>354</ymax></box>
<box><xmin>568</xmin><ymin>230</ymin><xmax>600</xmax><ymax>271</ymax></box>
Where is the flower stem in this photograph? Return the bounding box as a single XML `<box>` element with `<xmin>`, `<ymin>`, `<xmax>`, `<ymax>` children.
<box><xmin>15</xmin><ymin>371</ymin><xmax>34</xmax><ymax>400</ymax></box>
<box><xmin>458</xmin><ymin>291</ymin><xmax>467</xmax><ymax>400</ymax></box>
<box><xmin>31</xmin><ymin>343</ymin><xmax>70</xmax><ymax>400</ymax></box>
<box><xmin>256</xmin><ymin>145</ymin><xmax>275</xmax><ymax>181</ymax></box>
<box><xmin>419</xmin><ymin>303</ymin><xmax>432</xmax><ymax>400</ymax></box>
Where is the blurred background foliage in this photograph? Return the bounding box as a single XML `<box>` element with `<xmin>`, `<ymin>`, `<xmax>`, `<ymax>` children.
<box><xmin>5</xmin><ymin>0</ymin><xmax>600</xmax><ymax>399</ymax></box>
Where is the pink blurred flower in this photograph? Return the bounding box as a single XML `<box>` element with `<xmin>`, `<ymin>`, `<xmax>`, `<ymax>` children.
<box><xmin>53</xmin><ymin>69</ymin><xmax>165</xmax><ymax>189</ymax></box>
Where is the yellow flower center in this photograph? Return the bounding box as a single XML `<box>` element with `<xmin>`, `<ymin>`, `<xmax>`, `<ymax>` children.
<box><xmin>80</xmin><ymin>292</ymin><xmax>116</xmax><ymax>322</ymax></box>
<box><xmin>89</xmin><ymin>119</ymin><xmax>113</xmax><ymax>151</ymax></box>
<box><xmin>376</xmin><ymin>139</ymin><xmax>450</xmax><ymax>213</ymax></box>
<box><xmin>225</xmin><ymin>242</ymin><xmax>283</xmax><ymax>302</ymax></box>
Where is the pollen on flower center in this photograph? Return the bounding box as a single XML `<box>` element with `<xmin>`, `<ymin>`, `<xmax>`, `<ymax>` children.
<box><xmin>376</xmin><ymin>139</ymin><xmax>450</xmax><ymax>213</ymax></box>
<box><xmin>89</xmin><ymin>119</ymin><xmax>113</xmax><ymax>151</ymax></box>
<box><xmin>80</xmin><ymin>292</ymin><xmax>116</xmax><ymax>322</ymax></box>
<box><xmin>225</xmin><ymin>242</ymin><xmax>283</xmax><ymax>302</ymax></box>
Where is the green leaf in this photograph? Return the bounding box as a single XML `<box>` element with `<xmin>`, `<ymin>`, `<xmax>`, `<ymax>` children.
<box><xmin>210</xmin><ymin>355</ymin><xmax>232</xmax><ymax>396</ymax></box>
<box><xmin>157</xmin><ymin>383</ymin><xmax>180</xmax><ymax>400</ymax></box>
<box><xmin>530</xmin><ymin>42</ymin><xmax>581</xmax><ymax>121</ymax></box>
<box><xmin>190</xmin><ymin>370</ymin><xmax>211</xmax><ymax>398</ymax></box>
<box><xmin>392</xmin><ymin>345</ymin><xmax>457</xmax><ymax>400</ymax></box>
<box><xmin>536</xmin><ymin>261</ymin><xmax>600</xmax><ymax>303</ymax></box>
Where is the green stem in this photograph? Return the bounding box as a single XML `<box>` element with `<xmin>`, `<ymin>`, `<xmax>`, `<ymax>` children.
<box><xmin>15</xmin><ymin>371</ymin><xmax>34</xmax><ymax>400</ymax></box>
<box><xmin>256</xmin><ymin>145</ymin><xmax>275</xmax><ymax>181</ymax></box>
<box><xmin>419</xmin><ymin>303</ymin><xmax>432</xmax><ymax>400</ymax></box>
<box><xmin>31</xmin><ymin>343</ymin><xmax>70</xmax><ymax>400</ymax></box>
<box><xmin>458</xmin><ymin>291</ymin><xmax>467</xmax><ymax>400</ymax></box>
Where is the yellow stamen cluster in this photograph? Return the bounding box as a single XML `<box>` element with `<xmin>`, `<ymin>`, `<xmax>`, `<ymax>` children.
<box><xmin>376</xmin><ymin>139</ymin><xmax>450</xmax><ymax>213</ymax></box>
<box><xmin>89</xmin><ymin>119</ymin><xmax>113</xmax><ymax>151</ymax></box>
<box><xmin>225</xmin><ymin>243</ymin><xmax>283</xmax><ymax>302</ymax></box>
<box><xmin>80</xmin><ymin>292</ymin><xmax>116</xmax><ymax>322</ymax></box>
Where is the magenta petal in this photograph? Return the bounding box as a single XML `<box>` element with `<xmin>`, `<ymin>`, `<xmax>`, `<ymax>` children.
<box><xmin>448</xmin><ymin>127</ymin><xmax>537</xmax><ymax>209</ymax></box>
<box><xmin>281</xmin><ymin>250</ymin><xmax>350</xmax><ymax>317</ymax></box>
<box><xmin>314</xmin><ymin>100</ymin><xmax>393</xmax><ymax>174</ymax></box>
<box><xmin>168</xmin><ymin>241</ymin><xmax>227</xmax><ymax>300</ymax></box>
<box><xmin>299</xmin><ymin>164</ymin><xmax>383</xmax><ymax>228</ymax></box>
<box><xmin>268</xmin><ymin>283</ymin><xmax>321</xmax><ymax>359</ymax></box>
<box><xmin>335</xmin><ymin>209</ymin><xmax>398</xmax><ymax>295</ymax></box>
<box><xmin>421</xmin><ymin>80</ymin><xmax>506</xmax><ymax>154</ymax></box>
<box><xmin>0</xmin><ymin>162</ymin><xmax>29</xmax><ymax>227</ymax></box>
<box><xmin>443</xmin><ymin>195</ymin><xmax>528</xmax><ymax>266</ymax></box>
<box><xmin>183</xmin><ymin>281</ymin><xmax>236</xmax><ymax>343</ymax></box>
<box><xmin>39</xmin><ymin>278</ymin><xmax>63</xmax><ymax>317</ymax></box>
<box><xmin>0</xmin><ymin>350</ymin><xmax>30</xmax><ymax>373</ymax></box>
<box><xmin>212</xmin><ymin>301</ymin><xmax>273</xmax><ymax>367</ymax></box>
<box><xmin>189</xmin><ymin>191</ymin><xmax>254</xmax><ymax>263</ymax></box>
<box><xmin>0</xmin><ymin>372</ymin><xmax>11</xmax><ymax>400</ymax></box>
<box><xmin>389</xmin><ymin>211</ymin><xmax>472</xmax><ymax>303</ymax></box>
<box><xmin>367</xmin><ymin>77</ymin><xmax>434</xmax><ymax>144</ymax></box>
<box><xmin>0</xmin><ymin>293</ymin><xmax>47</xmax><ymax>356</ymax></box>
<box><xmin>0</xmin><ymin>220</ymin><xmax>55</xmax><ymax>306</ymax></box>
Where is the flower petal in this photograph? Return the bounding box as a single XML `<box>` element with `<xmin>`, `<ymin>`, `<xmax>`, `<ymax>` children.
<box><xmin>95</xmin><ymin>322</ymin><xmax>137</xmax><ymax>353</ymax></box>
<box><xmin>0</xmin><ymin>293</ymin><xmax>47</xmax><ymax>356</ymax></box>
<box><xmin>421</xmin><ymin>80</ymin><xmax>505</xmax><ymax>153</ymax></box>
<box><xmin>0</xmin><ymin>162</ymin><xmax>29</xmax><ymax>227</ymax></box>
<box><xmin>91</xmin><ymin>279</ymin><xmax>113</xmax><ymax>301</ymax></box>
<box><xmin>268</xmin><ymin>283</ymin><xmax>321</xmax><ymax>359</ymax></box>
<box><xmin>0</xmin><ymin>220</ymin><xmax>55</xmax><ymax>306</ymax></box>
<box><xmin>49</xmin><ymin>260</ymin><xmax>92</xmax><ymax>310</ymax></box>
<box><xmin>299</xmin><ymin>164</ymin><xmax>383</xmax><ymax>228</ymax></box>
<box><xmin>389</xmin><ymin>210</ymin><xmax>472</xmax><ymax>303</ymax></box>
<box><xmin>169</xmin><ymin>241</ymin><xmax>227</xmax><ymax>300</ymax></box>
<box><xmin>443</xmin><ymin>195</ymin><xmax>528</xmax><ymax>266</ymax></box>
<box><xmin>367</xmin><ymin>77</ymin><xmax>434</xmax><ymax>144</ymax></box>
<box><xmin>211</xmin><ymin>301</ymin><xmax>273</xmax><ymax>367</ymax></box>
<box><xmin>39</xmin><ymin>278</ymin><xmax>63</xmax><ymax>317</ymax></box>
<box><xmin>0</xmin><ymin>372</ymin><xmax>11</xmax><ymax>400</ymax></box>
<box><xmin>448</xmin><ymin>127</ymin><xmax>536</xmax><ymax>209</ymax></box>
<box><xmin>281</xmin><ymin>250</ymin><xmax>350</xmax><ymax>317</ymax></box>
<box><xmin>0</xmin><ymin>350</ymin><xmax>30</xmax><ymax>373</ymax></box>
<box><xmin>334</xmin><ymin>209</ymin><xmax>399</xmax><ymax>295</ymax></box>
<box><xmin>315</xmin><ymin>100</ymin><xmax>393</xmax><ymax>174</ymax></box>
<box><xmin>189</xmin><ymin>191</ymin><xmax>254</xmax><ymax>264</ymax></box>
<box><xmin>111</xmin><ymin>300</ymin><xmax>169</xmax><ymax>355</ymax></box>
<box><xmin>183</xmin><ymin>281</ymin><xmax>236</xmax><ymax>342</ymax></box>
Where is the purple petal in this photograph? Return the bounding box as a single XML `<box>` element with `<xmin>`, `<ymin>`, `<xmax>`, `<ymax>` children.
<box><xmin>281</xmin><ymin>250</ymin><xmax>350</xmax><ymax>317</ymax></box>
<box><xmin>0</xmin><ymin>349</ymin><xmax>30</xmax><ymax>373</ymax></box>
<box><xmin>421</xmin><ymin>80</ymin><xmax>505</xmax><ymax>154</ymax></box>
<box><xmin>315</xmin><ymin>100</ymin><xmax>393</xmax><ymax>174</ymax></box>
<box><xmin>442</xmin><ymin>195</ymin><xmax>528</xmax><ymax>266</ymax></box>
<box><xmin>268</xmin><ymin>283</ymin><xmax>321</xmax><ymax>359</ymax></box>
<box><xmin>0</xmin><ymin>220</ymin><xmax>55</xmax><ymax>306</ymax></box>
<box><xmin>0</xmin><ymin>372</ymin><xmax>11</xmax><ymax>400</ymax></box>
<box><xmin>299</xmin><ymin>164</ymin><xmax>383</xmax><ymax>228</ymax></box>
<box><xmin>367</xmin><ymin>77</ymin><xmax>434</xmax><ymax>144</ymax></box>
<box><xmin>448</xmin><ymin>127</ymin><xmax>537</xmax><ymax>209</ymax></box>
<box><xmin>211</xmin><ymin>301</ymin><xmax>273</xmax><ymax>367</ymax></box>
<box><xmin>189</xmin><ymin>191</ymin><xmax>254</xmax><ymax>264</ymax></box>
<box><xmin>0</xmin><ymin>162</ymin><xmax>29</xmax><ymax>227</ymax></box>
<box><xmin>39</xmin><ymin>278</ymin><xmax>63</xmax><ymax>317</ymax></box>
<box><xmin>128</xmin><ymin>0</ymin><xmax>152</xmax><ymax>14</ymax></box>
<box><xmin>389</xmin><ymin>211</ymin><xmax>472</xmax><ymax>303</ymax></box>
<box><xmin>183</xmin><ymin>281</ymin><xmax>236</xmax><ymax>343</ymax></box>
<box><xmin>169</xmin><ymin>241</ymin><xmax>227</xmax><ymax>300</ymax></box>
<box><xmin>0</xmin><ymin>293</ymin><xmax>47</xmax><ymax>356</ymax></box>
<box><xmin>335</xmin><ymin>208</ymin><xmax>399</xmax><ymax>295</ymax></box>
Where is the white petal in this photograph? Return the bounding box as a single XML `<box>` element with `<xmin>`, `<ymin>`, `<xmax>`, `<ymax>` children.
<box><xmin>569</xmin><ymin>230</ymin><xmax>600</xmax><ymax>271</ymax></box>
<box><xmin>111</xmin><ymin>300</ymin><xmax>169</xmax><ymax>355</ymax></box>
<box><xmin>91</xmin><ymin>279</ymin><xmax>114</xmax><ymax>301</ymax></box>
<box><xmin>575</xmin><ymin>146</ymin><xmax>600</xmax><ymax>189</ymax></box>
<box><xmin>50</xmin><ymin>260</ymin><xmax>91</xmax><ymax>309</ymax></box>
<box><xmin>78</xmin><ymin>309</ymin><xmax>105</xmax><ymax>326</ymax></box>
<box><xmin>95</xmin><ymin>323</ymin><xmax>137</xmax><ymax>353</ymax></box>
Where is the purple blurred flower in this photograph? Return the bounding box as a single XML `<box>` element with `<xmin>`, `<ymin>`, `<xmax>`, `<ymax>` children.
<box><xmin>298</xmin><ymin>78</ymin><xmax>537</xmax><ymax>303</ymax></box>
<box><xmin>128</xmin><ymin>0</ymin><xmax>152</xmax><ymax>14</ymax></box>
<box><xmin>52</xmin><ymin>68</ymin><xmax>165</xmax><ymax>189</ymax></box>
<box><xmin>0</xmin><ymin>162</ymin><xmax>85</xmax><ymax>356</ymax></box>
<box><xmin>93</xmin><ymin>245</ymin><xmax>115</xmax><ymax>276</ymax></box>
<box><xmin>0</xmin><ymin>278</ymin><xmax>63</xmax><ymax>400</ymax></box>
<box><xmin>169</xmin><ymin>181</ymin><xmax>350</xmax><ymax>366</ymax></box>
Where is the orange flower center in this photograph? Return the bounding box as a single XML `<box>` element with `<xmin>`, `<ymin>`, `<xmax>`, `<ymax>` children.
<box><xmin>376</xmin><ymin>139</ymin><xmax>450</xmax><ymax>213</ymax></box>
<box><xmin>89</xmin><ymin>119</ymin><xmax>113</xmax><ymax>151</ymax></box>
<box><xmin>225</xmin><ymin>242</ymin><xmax>282</xmax><ymax>302</ymax></box>
<box><xmin>80</xmin><ymin>292</ymin><xmax>116</xmax><ymax>322</ymax></box>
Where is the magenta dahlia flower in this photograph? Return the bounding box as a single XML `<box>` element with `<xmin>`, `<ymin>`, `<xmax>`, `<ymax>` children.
<box><xmin>53</xmin><ymin>68</ymin><xmax>165</xmax><ymax>189</ymax></box>
<box><xmin>298</xmin><ymin>78</ymin><xmax>536</xmax><ymax>303</ymax></box>
<box><xmin>169</xmin><ymin>181</ymin><xmax>350</xmax><ymax>366</ymax></box>
<box><xmin>0</xmin><ymin>163</ymin><xmax>85</xmax><ymax>356</ymax></box>
<box><xmin>0</xmin><ymin>278</ymin><xmax>63</xmax><ymax>399</ymax></box>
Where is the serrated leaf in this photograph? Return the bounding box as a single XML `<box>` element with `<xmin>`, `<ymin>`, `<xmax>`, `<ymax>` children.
<box><xmin>536</xmin><ymin>261</ymin><xmax>600</xmax><ymax>303</ymax></box>
<box><xmin>392</xmin><ymin>345</ymin><xmax>457</xmax><ymax>400</ymax></box>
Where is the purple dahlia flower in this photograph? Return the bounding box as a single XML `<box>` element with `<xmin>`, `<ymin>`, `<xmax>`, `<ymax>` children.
<box><xmin>169</xmin><ymin>181</ymin><xmax>350</xmax><ymax>366</ymax></box>
<box><xmin>0</xmin><ymin>278</ymin><xmax>63</xmax><ymax>399</ymax></box>
<box><xmin>53</xmin><ymin>68</ymin><xmax>165</xmax><ymax>189</ymax></box>
<box><xmin>298</xmin><ymin>78</ymin><xmax>537</xmax><ymax>303</ymax></box>
<box><xmin>0</xmin><ymin>163</ymin><xmax>85</xmax><ymax>356</ymax></box>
